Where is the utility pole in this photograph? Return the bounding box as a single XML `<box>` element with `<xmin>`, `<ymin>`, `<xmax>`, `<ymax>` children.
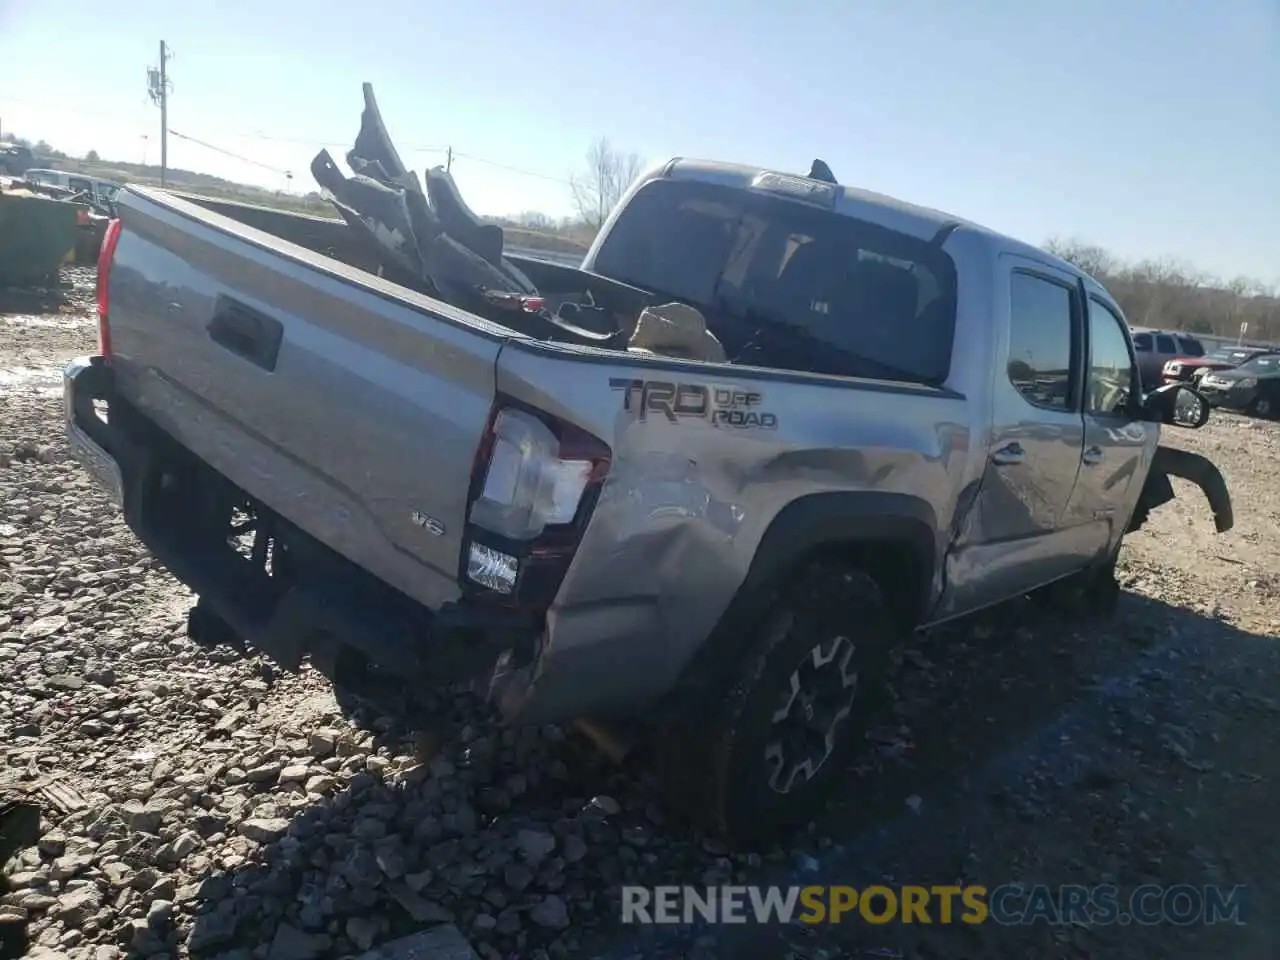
<box><xmin>446</xmin><ymin>147</ymin><xmax>452</xmax><ymax>173</ymax></box>
<box><xmin>147</xmin><ymin>42</ymin><xmax>173</xmax><ymax>185</ymax></box>
<box><xmin>159</xmin><ymin>41</ymin><xmax>168</xmax><ymax>184</ymax></box>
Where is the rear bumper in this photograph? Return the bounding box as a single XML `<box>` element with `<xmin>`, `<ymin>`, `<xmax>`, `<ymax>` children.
<box><xmin>63</xmin><ymin>357</ymin><xmax>125</xmax><ymax>509</ymax></box>
<box><xmin>63</xmin><ymin>356</ymin><xmax>535</xmax><ymax>690</ymax></box>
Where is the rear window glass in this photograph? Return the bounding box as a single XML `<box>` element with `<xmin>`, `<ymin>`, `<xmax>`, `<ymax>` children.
<box><xmin>592</xmin><ymin>178</ymin><xmax>957</xmax><ymax>384</ymax></box>
<box><xmin>1176</xmin><ymin>337</ymin><xmax>1204</xmax><ymax>356</ymax></box>
<box><xmin>1133</xmin><ymin>333</ymin><xmax>1152</xmax><ymax>351</ymax></box>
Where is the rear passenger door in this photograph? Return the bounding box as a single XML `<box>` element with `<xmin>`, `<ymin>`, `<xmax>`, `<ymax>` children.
<box><xmin>964</xmin><ymin>256</ymin><xmax>1091</xmax><ymax>608</ymax></box>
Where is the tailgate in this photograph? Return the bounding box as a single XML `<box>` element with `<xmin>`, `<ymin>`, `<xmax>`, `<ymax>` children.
<box><xmin>106</xmin><ymin>187</ymin><xmax>503</xmax><ymax>609</ymax></box>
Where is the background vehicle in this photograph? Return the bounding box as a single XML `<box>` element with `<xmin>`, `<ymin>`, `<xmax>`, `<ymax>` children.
<box><xmin>1163</xmin><ymin>345</ymin><xmax>1280</xmax><ymax>386</ymax></box>
<box><xmin>23</xmin><ymin>169</ymin><xmax>121</xmax><ymax>213</ymax></box>
<box><xmin>1131</xmin><ymin>327</ymin><xmax>1205</xmax><ymax>389</ymax></box>
<box><xmin>0</xmin><ymin>142</ymin><xmax>35</xmax><ymax>176</ymax></box>
<box><xmin>1198</xmin><ymin>354</ymin><xmax>1280</xmax><ymax>418</ymax></box>
<box><xmin>63</xmin><ymin>152</ymin><xmax>1232</xmax><ymax>841</ymax></box>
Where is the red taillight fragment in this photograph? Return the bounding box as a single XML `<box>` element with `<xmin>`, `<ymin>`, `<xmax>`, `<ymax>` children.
<box><xmin>96</xmin><ymin>218</ymin><xmax>123</xmax><ymax>359</ymax></box>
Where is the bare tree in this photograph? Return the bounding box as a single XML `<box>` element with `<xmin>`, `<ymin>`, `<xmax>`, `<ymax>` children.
<box><xmin>1044</xmin><ymin>237</ymin><xmax>1117</xmax><ymax>279</ymax></box>
<box><xmin>569</xmin><ymin>138</ymin><xmax>643</xmax><ymax>232</ymax></box>
<box><xmin>1042</xmin><ymin>236</ymin><xmax>1280</xmax><ymax>343</ymax></box>
<box><xmin>512</xmin><ymin>210</ymin><xmax>555</xmax><ymax>231</ymax></box>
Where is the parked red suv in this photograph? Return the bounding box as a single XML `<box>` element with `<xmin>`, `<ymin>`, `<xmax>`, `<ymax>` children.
<box><xmin>1163</xmin><ymin>346</ymin><xmax>1280</xmax><ymax>386</ymax></box>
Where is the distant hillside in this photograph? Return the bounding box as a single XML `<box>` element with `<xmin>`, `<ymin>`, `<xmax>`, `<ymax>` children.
<box><xmin>51</xmin><ymin>157</ymin><xmax>592</xmax><ymax>257</ymax></box>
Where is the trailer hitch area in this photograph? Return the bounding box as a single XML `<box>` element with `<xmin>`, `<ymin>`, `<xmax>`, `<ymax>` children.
<box><xmin>1130</xmin><ymin>445</ymin><xmax>1234</xmax><ymax>534</ymax></box>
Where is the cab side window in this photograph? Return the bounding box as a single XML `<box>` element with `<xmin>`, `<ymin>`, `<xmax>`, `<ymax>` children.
<box><xmin>1087</xmin><ymin>299</ymin><xmax>1137</xmax><ymax>416</ymax></box>
<box><xmin>1133</xmin><ymin>333</ymin><xmax>1152</xmax><ymax>353</ymax></box>
<box><xmin>1155</xmin><ymin>333</ymin><xmax>1176</xmax><ymax>354</ymax></box>
<box><xmin>1008</xmin><ymin>272</ymin><xmax>1076</xmax><ymax>411</ymax></box>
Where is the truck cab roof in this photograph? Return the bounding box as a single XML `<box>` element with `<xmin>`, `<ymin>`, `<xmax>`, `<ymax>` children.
<box><xmin>659</xmin><ymin>157</ymin><xmax>1091</xmax><ymax>284</ymax></box>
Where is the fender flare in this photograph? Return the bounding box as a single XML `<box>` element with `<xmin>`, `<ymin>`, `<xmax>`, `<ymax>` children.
<box><xmin>663</xmin><ymin>491</ymin><xmax>939</xmax><ymax>713</ymax></box>
<box><xmin>742</xmin><ymin>491</ymin><xmax>939</xmax><ymax>616</ymax></box>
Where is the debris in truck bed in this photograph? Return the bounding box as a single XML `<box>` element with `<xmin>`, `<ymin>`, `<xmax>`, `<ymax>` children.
<box><xmin>306</xmin><ymin>86</ymin><xmax>857</xmax><ymax>367</ymax></box>
<box><xmin>310</xmin><ymin>84</ymin><xmax>537</xmax><ymax>322</ymax></box>
<box><xmin>627</xmin><ymin>301</ymin><xmax>727</xmax><ymax>362</ymax></box>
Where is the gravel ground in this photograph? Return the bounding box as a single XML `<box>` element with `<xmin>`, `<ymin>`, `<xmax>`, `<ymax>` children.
<box><xmin>2</xmin><ymin>270</ymin><xmax>1278</xmax><ymax>960</ymax></box>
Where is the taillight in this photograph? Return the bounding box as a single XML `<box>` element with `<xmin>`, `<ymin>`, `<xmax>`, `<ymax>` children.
<box><xmin>463</xmin><ymin>399</ymin><xmax>611</xmax><ymax>608</ymax></box>
<box><xmin>96</xmin><ymin>218</ymin><xmax>123</xmax><ymax>359</ymax></box>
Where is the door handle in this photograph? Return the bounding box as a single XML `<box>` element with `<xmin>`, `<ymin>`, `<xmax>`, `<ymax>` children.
<box><xmin>990</xmin><ymin>442</ymin><xmax>1025</xmax><ymax>466</ymax></box>
<box><xmin>1082</xmin><ymin>445</ymin><xmax>1104</xmax><ymax>466</ymax></box>
<box><xmin>207</xmin><ymin>297</ymin><xmax>284</xmax><ymax>372</ymax></box>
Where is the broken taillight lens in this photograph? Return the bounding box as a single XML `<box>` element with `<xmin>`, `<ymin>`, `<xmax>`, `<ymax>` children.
<box><xmin>464</xmin><ymin>400</ymin><xmax>611</xmax><ymax>607</ymax></box>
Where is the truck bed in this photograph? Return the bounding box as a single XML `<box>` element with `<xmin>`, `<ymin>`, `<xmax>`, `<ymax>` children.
<box><xmin>108</xmin><ymin>186</ymin><xmax>516</xmax><ymax>611</ymax></box>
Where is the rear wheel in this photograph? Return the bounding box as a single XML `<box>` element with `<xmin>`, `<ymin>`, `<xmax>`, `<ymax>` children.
<box><xmin>660</xmin><ymin>562</ymin><xmax>893</xmax><ymax>843</ymax></box>
<box><xmin>1249</xmin><ymin>396</ymin><xmax>1274</xmax><ymax>419</ymax></box>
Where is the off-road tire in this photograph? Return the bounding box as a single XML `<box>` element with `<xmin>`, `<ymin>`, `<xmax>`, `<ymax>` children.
<box><xmin>1078</xmin><ymin>554</ymin><xmax>1121</xmax><ymax>617</ymax></box>
<box><xmin>658</xmin><ymin>561</ymin><xmax>893</xmax><ymax>844</ymax></box>
<box><xmin>1032</xmin><ymin>551</ymin><xmax>1121</xmax><ymax>618</ymax></box>
<box><xmin>186</xmin><ymin>600</ymin><xmax>242</xmax><ymax>651</ymax></box>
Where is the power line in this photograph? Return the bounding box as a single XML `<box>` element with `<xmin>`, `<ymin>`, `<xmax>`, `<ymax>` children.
<box><xmin>168</xmin><ymin>130</ymin><xmax>293</xmax><ymax>176</ymax></box>
<box><xmin>450</xmin><ymin>150</ymin><xmax>571</xmax><ymax>186</ymax></box>
<box><xmin>237</xmin><ymin>131</ymin><xmax>451</xmax><ymax>154</ymax></box>
<box><xmin>155</xmin><ymin>129</ymin><xmax>565</xmax><ymax>185</ymax></box>
<box><xmin>1</xmin><ymin>93</ymin><xmax>574</xmax><ymax>187</ymax></box>
<box><xmin>145</xmin><ymin>124</ymin><xmax>567</xmax><ymax>184</ymax></box>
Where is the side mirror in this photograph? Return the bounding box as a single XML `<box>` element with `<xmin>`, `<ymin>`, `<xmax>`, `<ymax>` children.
<box><xmin>1143</xmin><ymin>382</ymin><xmax>1210</xmax><ymax>429</ymax></box>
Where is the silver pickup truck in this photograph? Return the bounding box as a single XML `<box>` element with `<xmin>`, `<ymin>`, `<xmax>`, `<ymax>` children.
<box><xmin>64</xmin><ymin>159</ymin><xmax>1232</xmax><ymax>841</ymax></box>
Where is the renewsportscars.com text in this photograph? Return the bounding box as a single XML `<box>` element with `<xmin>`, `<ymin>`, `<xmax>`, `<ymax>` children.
<box><xmin>621</xmin><ymin>884</ymin><xmax>1249</xmax><ymax>927</ymax></box>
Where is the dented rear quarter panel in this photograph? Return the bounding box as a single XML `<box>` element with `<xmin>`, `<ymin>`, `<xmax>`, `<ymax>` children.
<box><xmin>493</xmin><ymin>227</ymin><xmax>1000</xmax><ymax>716</ymax></box>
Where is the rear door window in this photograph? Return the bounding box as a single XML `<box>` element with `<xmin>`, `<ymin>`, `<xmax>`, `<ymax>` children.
<box><xmin>1155</xmin><ymin>334</ymin><xmax>1176</xmax><ymax>354</ymax></box>
<box><xmin>592</xmin><ymin>178</ymin><xmax>958</xmax><ymax>384</ymax></box>
<box><xmin>1006</xmin><ymin>272</ymin><xmax>1077</xmax><ymax>411</ymax></box>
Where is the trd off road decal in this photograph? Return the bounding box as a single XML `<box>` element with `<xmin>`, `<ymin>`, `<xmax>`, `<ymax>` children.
<box><xmin>609</xmin><ymin>378</ymin><xmax>779</xmax><ymax>429</ymax></box>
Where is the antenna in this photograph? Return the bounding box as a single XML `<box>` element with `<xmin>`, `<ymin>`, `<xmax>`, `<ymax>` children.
<box><xmin>808</xmin><ymin>159</ymin><xmax>837</xmax><ymax>184</ymax></box>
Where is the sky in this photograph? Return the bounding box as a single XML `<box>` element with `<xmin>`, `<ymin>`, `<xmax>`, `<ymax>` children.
<box><xmin>1</xmin><ymin>0</ymin><xmax>1276</xmax><ymax>283</ymax></box>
